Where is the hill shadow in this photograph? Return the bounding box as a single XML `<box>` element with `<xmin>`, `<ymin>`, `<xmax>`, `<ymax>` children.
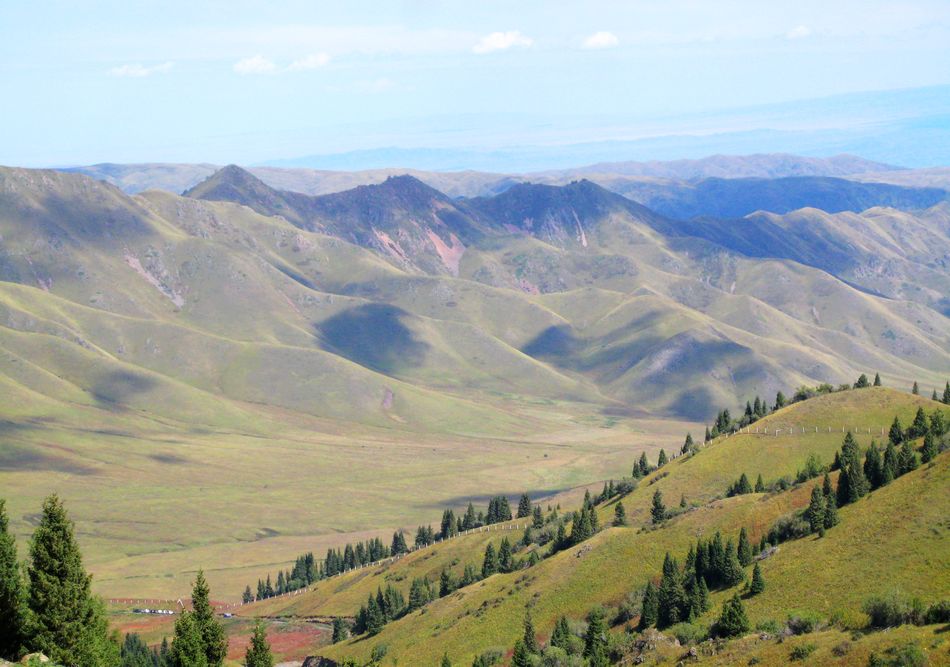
<box><xmin>315</xmin><ymin>303</ymin><xmax>428</xmax><ymax>375</ymax></box>
<box><xmin>91</xmin><ymin>370</ymin><xmax>157</xmax><ymax>408</ymax></box>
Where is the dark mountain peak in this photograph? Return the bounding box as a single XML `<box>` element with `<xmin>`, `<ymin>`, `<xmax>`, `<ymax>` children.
<box><xmin>184</xmin><ymin>164</ymin><xmax>276</xmax><ymax>200</ymax></box>
<box><xmin>336</xmin><ymin>173</ymin><xmax>453</xmax><ymax>207</ymax></box>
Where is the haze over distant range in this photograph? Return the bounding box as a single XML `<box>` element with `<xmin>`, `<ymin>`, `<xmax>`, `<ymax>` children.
<box><xmin>2</xmin><ymin>1</ymin><xmax>949</xmax><ymax>169</ymax></box>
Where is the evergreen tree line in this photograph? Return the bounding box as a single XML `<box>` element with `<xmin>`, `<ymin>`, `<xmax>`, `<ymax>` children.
<box><xmin>632</xmin><ymin>449</ymin><xmax>669</xmax><ymax>479</ymax></box>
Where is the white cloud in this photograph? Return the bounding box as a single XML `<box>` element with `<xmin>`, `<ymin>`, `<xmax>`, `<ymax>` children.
<box><xmin>472</xmin><ymin>31</ymin><xmax>533</xmax><ymax>54</ymax></box>
<box><xmin>287</xmin><ymin>53</ymin><xmax>331</xmax><ymax>71</ymax></box>
<box><xmin>582</xmin><ymin>31</ymin><xmax>619</xmax><ymax>49</ymax></box>
<box><xmin>786</xmin><ymin>25</ymin><xmax>812</xmax><ymax>40</ymax></box>
<box><xmin>109</xmin><ymin>61</ymin><xmax>174</xmax><ymax>77</ymax></box>
<box><xmin>233</xmin><ymin>55</ymin><xmax>278</xmax><ymax>74</ymax></box>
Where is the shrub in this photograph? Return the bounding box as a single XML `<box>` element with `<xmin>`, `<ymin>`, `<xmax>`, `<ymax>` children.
<box><xmin>786</xmin><ymin>612</ymin><xmax>822</xmax><ymax>635</ymax></box>
<box><xmin>765</xmin><ymin>512</ymin><xmax>810</xmax><ymax>545</ymax></box>
<box><xmin>867</xmin><ymin>642</ymin><xmax>927</xmax><ymax>667</ymax></box>
<box><xmin>831</xmin><ymin>641</ymin><xmax>851</xmax><ymax>657</ymax></box>
<box><xmin>863</xmin><ymin>593</ymin><xmax>926</xmax><ymax>628</ymax></box>
<box><xmin>789</xmin><ymin>643</ymin><xmax>817</xmax><ymax>661</ymax></box>
<box><xmin>755</xmin><ymin>619</ymin><xmax>782</xmax><ymax>635</ymax></box>
<box><xmin>925</xmin><ymin>599</ymin><xmax>950</xmax><ymax>624</ymax></box>
<box><xmin>616</xmin><ymin>591</ymin><xmax>641</xmax><ymax>625</ymax></box>
<box><xmin>668</xmin><ymin>622</ymin><xmax>707</xmax><ymax>646</ymax></box>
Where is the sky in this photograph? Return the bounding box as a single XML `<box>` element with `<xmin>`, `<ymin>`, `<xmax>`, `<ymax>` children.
<box><xmin>1</xmin><ymin>0</ymin><xmax>949</xmax><ymax>167</ymax></box>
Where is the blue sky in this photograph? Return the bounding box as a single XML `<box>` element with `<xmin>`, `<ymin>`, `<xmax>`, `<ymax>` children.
<box><xmin>1</xmin><ymin>1</ymin><xmax>949</xmax><ymax>167</ymax></box>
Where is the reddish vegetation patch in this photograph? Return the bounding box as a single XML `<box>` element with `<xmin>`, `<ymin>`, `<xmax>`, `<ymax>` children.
<box><xmin>227</xmin><ymin>622</ymin><xmax>328</xmax><ymax>662</ymax></box>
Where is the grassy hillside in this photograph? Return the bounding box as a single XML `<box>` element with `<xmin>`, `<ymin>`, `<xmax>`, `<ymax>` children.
<box><xmin>2</xmin><ymin>166</ymin><xmax>949</xmax><ymax>607</ymax></box>
<box><xmin>266</xmin><ymin>388</ymin><xmax>950</xmax><ymax>664</ymax></box>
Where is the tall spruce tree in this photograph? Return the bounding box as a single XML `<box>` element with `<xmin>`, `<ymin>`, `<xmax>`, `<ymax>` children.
<box><xmin>912</xmin><ymin>381</ymin><xmax>919</xmax><ymax>395</ymax></box>
<box><xmin>516</xmin><ymin>493</ymin><xmax>532</xmax><ymax>519</ymax></box>
<box><xmin>0</xmin><ymin>499</ymin><xmax>26</xmax><ymax>661</ymax></box>
<box><xmin>910</xmin><ymin>408</ymin><xmax>928</xmax><ymax>438</ymax></box>
<box><xmin>171</xmin><ymin>612</ymin><xmax>208</xmax><ymax>667</ymax></box>
<box><xmin>754</xmin><ymin>474</ymin><xmax>765</xmax><ymax>492</ymax></box>
<box><xmin>749</xmin><ymin>563</ymin><xmax>765</xmax><ymax>596</ymax></box>
<box><xmin>583</xmin><ymin>607</ymin><xmax>609</xmax><ymax>666</ymax></box>
<box><xmin>806</xmin><ymin>486</ymin><xmax>826</xmax><ymax>535</ymax></box>
<box><xmin>888</xmin><ymin>416</ymin><xmax>904</xmax><ymax>446</ymax></box>
<box><xmin>737</xmin><ymin>528</ymin><xmax>753</xmax><ymax>566</ymax></box>
<box><xmin>244</xmin><ymin>621</ymin><xmax>273</xmax><ymax>667</ymax></box>
<box><xmin>873</xmin><ymin>372</ymin><xmax>882</xmax><ymax>386</ymax></box>
<box><xmin>898</xmin><ymin>440</ymin><xmax>919</xmax><ymax>475</ymax></box>
<box><xmin>613</xmin><ymin>501</ymin><xmax>627</xmax><ymax>527</ymax></box>
<box><xmin>509</xmin><ymin>640</ymin><xmax>531</xmax><ymax>667</ymax></box>
<box><xmin>944</xmin><ymin>381</ymin><xmax>950</xmax><ymax>404</ymax></box>
<box><xmin>331</xmin><ymin>617</ymin><xmax>348</xmax><ymax>643</ymax></box>
<box><xmin>522</xmin><ymin>610</ymin><xmax>539</xmax><ymax>654</ymax></box>
<box><xmin>481</xmin><ymin>543</ymin><xmax>498</xmax><ymax>578</ymax></box>
<box><xmin>921</xmin><ymin>432</ymin><xmax>938</xmax><ymax>463</ymax></box>
<box><xmin>651</xmin><ymin>489</ymin><xmax>666</xmax><ymax>524</ymax></box>
<box><xmin>864</xmin><ymin>443</ymin><xmax>883</xmax><ymax>490</ymax></box>
<box><xmin>639</xmin><ymin>582</ymin><xmax>658</xmax><ymax>629</ymax></box>
<box><xmin>190</xmin><ymin>570</ymin><xmax>227</xmax><ymax>666</ymax></box>
<box><xmin>657</xmin><ymin>449</ymin><xmax>668</xmax><ymax>467</ymax></box>
<box><xmin>836</xmin><ymin>432</ymin><xmax>869</xmax><ymax>506</ymax></box>
<box><xmin>882</xmin><ymin>441</ymin><xmax>898</xmax><ymax>484</ymax></box>
<box><xmin>550</xmin><ymin>615</ymin><xmax>572</xmax><ymax>651</ymax></box>
<box><xmin>26</xmin><ymin>494</ymin><xmax>118</xmax><ymax>667</ymax></box>
<box><xmin>682</xmin><ymin>432</ymin><xmax>695</xmax><ymax>454</ymax></box>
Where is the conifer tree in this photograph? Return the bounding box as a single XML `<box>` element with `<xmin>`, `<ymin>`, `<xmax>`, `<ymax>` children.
<box><xmin>439</xmin><ymin>569</ymin><xmax>454</xmax><ymax>597</ymax></box>
<box><xmin>912</xmin><ymin>381</ymin><xmax>919</xmax><ymax>395</ymax></box>
<box><xmin>775</xmin><ymin>391</ymin><xmax>787</xmax><ymax>410</ymax></box>
<box><xmin>637</xmin><ymin>452</ymin><xmax>650</xmax><ymax>477</ymax></box>
<box><xmin>680</xmin><ymin>494</ymin><xmax>687</xmax><ymax>508</ymax></box>
<box><xmin>657</xmin><ymin>554</ymin><xmax>688</xmax><ymax>627</ymax></box>
<box><xmin>823</xmin><ymin>492</ymin><xmax>839</xmax><ymax>529</ymax></box>
<box><xmin>888</xmin><ymin>416</ymin><xmax>904</xmax><ymax>446</ymax></box>
<box><xmin>704</xmin><ymin>426</ymin><xmax>712</xmax><ymax>443</ymax></box>
<box><xmin>440</xmin><ymin>653</ymin><xmax>451</xmax><ymax>667</ymax></box>
<box><xmin>944</xmin><ymin>381</ymin><xmax>950</xmax><ymax>404</ymax></box>
<box><xmin>854</xmin><ymin>373</ymin><xmax>870</xmax><ymax>388</ymax></box>
<box><xmin>244</xmin><ymin>621</ymin><xmax>273</xmax><ymax>667</ymax></box>
<box><xmin>713</xmin><ymin>594</ymin><xmax>750</xmax><ymax>638</ymax></box>
<box><xmin>498</xmin><ymin>538</ymin><xmax>514</xmax><ymax>573</ymax></box>
<box><xmin>822</xmin><ymin>472</ymin><xmax>833</xmax><ymax>498</ymax></box>
<box><xmin>462</xmin><ymin>503</ymin><xmax>477</xmax><ymax>531</ymax></box>
<box><xmin>550</xmin><ymin>615</ymin><xmax>571</xmax><ymax>651</ymax></box>
<box><xmin>882</xmin><ymin>440</ymin><xmax>898</xmax><ymax>484</ymax></box>
<box><xmin>651</xmin><ymin>489</ymin><xmax>666</xmax><ymax>524</ymax></box>
<box><xmin>583</xmin><ymin>607</ymin><xmax>609</xmax><ymax>666</ymax></box>
<box><xmin>683</xmin><ymin>432</ymin><xmax>695</xmax><ymax>454</ymax></box>
<box><xmin>639</xmin><ymin>582</ymin><xmax>658</xmax><ymax>629</ymax></box>
<box><xmin>807</xmin><ymin>486</ymin><xmax>826</xmax><ymax>535</ymax></box>
<box><xmin>0</xmin><ymin>499</ymin><xmax>26</xmax><ymax>661</ymax></box>
<box><xmin>509</xmin><ymin>640</ymin><xmax>531</xmax><ymax>667</ymax></box>
<box><xmin>657</xmin><ymin>449</ymin><xmax>668</xmax><ymax>467</ymax></box>
<box><xmin>481</xmin><ymin>543</ymin><xmax>498</xmax><ymax>578</ymax></box>
<box><xmin>391</xmin><ymin>531</ymin><xmax>408</xmax><ymax>555</ymax></box>
<box><xmin>522</xmin><ymin>610</ymin><xmax>539</xmax><ymax>654</ymax></box>
<box><xmin>910</xmin><ymin>408</ymin><xmax>928</xmax><ymax>438</ymax></box>
<box><xmin>931</xmin><ymin>410</ymin><xmax>947</xmax><ymax>437</ymax></box>
<box><xmin>171</xmin><ymin>612</ymin><xmax>208</xmax><ymax>667</ymax></box>
<box><xmin>517</xmin><ymin>493</ymin><xmax>532</xmax><ymax>518</ymax></box>
<box><xmin>898</xmin><ymin>440</ymin><xmax>919</xmax><ymax>475</ymax></box>
<box><xmin>242</xmin><ymin>586</ymin><xmax>253</xmax><ymax>605</ymax></box>
<box><xmin>187</xmin><ymin>571</ymin><xmax>226</xmax><ymax>666</ymax></box>
<box><xmin>531</xmin><ymin>505</ymin><xmax>543</xmax><ymax>530</ymax></box>
<box><xmin>722</xmin><ymin>539</ymin><xmax>745</xmax><ymax>586</ymax></box>
<box><xmin>749</xmin><ymin>563</ymin><xmax>765</xmax><ymax>596</ymax></box>
<box><xmin>331</xmin><ymin>617</ymin><xmax>348</xmax><ymax>643</ymax></box>
<box><xmin>864</xmin><ymin>443</ymin><xmax>883</xmax><ymax>490</ymax></box>
<box><xmin>737</xmin><ymin>528</ymin><xmax>753</xmax><ymax>566</ymax></box>
<box><xmin>613</xmin><ymin>501</ymin><xmax>627</xmax><ymax>527</ymax></box>
<box><xmin>836</xmin><ymin>432</ymin><xmax>869</xmax><ymax>506</ymax></box>
<box><xmin>26</xmin><ymin>494</ymin><xmax>118</xmax><ymax>667</ymax></box>
<box><xmin>921</xmin><ymin>431</ymin><xmax>938</xmax><ymax>463</ymax></box>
